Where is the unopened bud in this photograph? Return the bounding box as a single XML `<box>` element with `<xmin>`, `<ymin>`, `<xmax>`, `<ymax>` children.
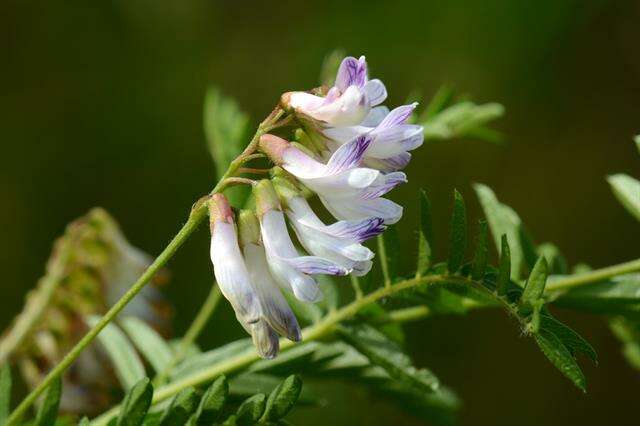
<box><xmin>259</xmin><ymin>134</ymin><xmax>290</xmax><ymax>165</ymax></box>
<box><xmin>208</xmin><ymin>194</ymin><xmax>234</xmax><ymax>231</ymax></box>
<box><xmin>238</xmin><ymin>210</ymin><xmax>261</xmax><ymax>247</ymax></box>
<box><xmin>253</xmin><ymin>179</ymin><xmax>281</xmax><ymax>217</ymax></box>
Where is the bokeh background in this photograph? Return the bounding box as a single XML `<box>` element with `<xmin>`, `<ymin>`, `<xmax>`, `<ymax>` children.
<box><xmin>2</xmin><ymin>0</ymin><xmax>640</xmax><ymax>424</ymax></box>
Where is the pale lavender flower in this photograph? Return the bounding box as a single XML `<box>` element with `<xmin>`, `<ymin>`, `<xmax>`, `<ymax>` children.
<box><xmin>254</xmin><ymin>180</ymin><xmax>349</xmax><ymax>303</ymax></box>
<box><xmin>260</xmin><ymin>134</ymin><xmax>406</xmax><ymax>224</ymax></box>
<box><xmin>283</xmin><ymin>56</ymin><xmax>387</xmax><ymax>127</ymax></box>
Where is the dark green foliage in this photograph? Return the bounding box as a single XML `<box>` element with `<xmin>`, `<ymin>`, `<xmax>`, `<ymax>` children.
<box><xmin>261</xmin><ymin>375</ymin><xmax>302</xmax><ymax>422</ymax></box>
<box><xmin>539</xmin><ymin>313</ymin><xmax>597</xmax><ymax>363</ymax></box>
<box><xmin>471</xmin><ymin>220</ymin><xmax>489</xmax><ymax>280</ymax></box>
<box><xmin>235</xmin><ymin>394</ymin><xmax>266</xmax><ymax>425</ymax></box>
<box><xmin>116</xmin><ymin>378</ymin><xmax>153</xmax><ymax>426</ymax></box>
<box><xmin>417</xmin><ymin>189</ymin><xmax>434</xmax><ymax>275</ymax></box>
<box><xmin>338</xmin><ymin>324</ymin><xmax>439</xmax><ymax>393</ymax></box>
<box><xmin>496</xmin><ymin>235</ymin><xmax>511</xmax><ymax>296</ymax></box>
<box><xmin>191</xmin><ymin>376</ymin><xmax>228</xmax><ymax>425</ymax></box>
<box><xmin>448</xmin><ymin>190</ymin><xmax>467</xmax><ymax>273</ymax></box>
<box><xmin>0</xmin><ymin>364</ymin><xmax>11</xmax><ymax>425</ymax></box>
<box><xmin>34</xmin><ymin>379</ymin><xmax>62</xmax><ymax>426</ymax></box>
<box><xmin>610</xmin><ymin>317</ymin><xmax>640</xmax><ymax>371</ymax></box>
<box><xmin>158</xmin><ymin>388</ymin><xmax>200</xmax><ymax>426</ymax></box>
<box><xmin>519</xmin><ymin>257</ymin><xmax>548</xmax><ymax>316</ymax></box>
<box><xmin>533</xmin><ymin>329</ymin><xmax>586</xmax><ymax>392</ymax></box>
<box><xmin>554</xmin><ymin>274</ymin><xmax>640</xmax><ymax>314</ymax></box>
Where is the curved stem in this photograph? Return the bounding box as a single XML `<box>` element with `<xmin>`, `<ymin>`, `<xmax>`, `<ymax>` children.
<box><xmin>545</xmin><ymin>258</ymin><xmax>640</xmax><ymax>292</ymax></box>
<box><xmin>6</xmin><ymin>108</ymin><xmax>286</xmax><ymax>426</ymax></box>
<box><xmin>153</xmin><ymin>284</ymin><xmax>222</xmax><ymax>386</ymax></box>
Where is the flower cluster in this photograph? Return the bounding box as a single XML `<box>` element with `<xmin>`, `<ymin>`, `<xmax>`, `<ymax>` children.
<box><xmin>209</xmin><ymin>56</ymin><xmax>424</xmax><ymax>358</ymax></box>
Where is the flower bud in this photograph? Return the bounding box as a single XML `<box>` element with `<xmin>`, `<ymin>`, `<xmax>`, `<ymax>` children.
<box><xmin>208</xmin><ymin>193</ymin><xmax>234</xmax><ymax>230</ymax></box>
<box><xmin>253</xmin><ymin>179</ymin><xmax>281</xmax><ymax>217</ymax></box>
<box><xmin>238</xmin><ymin>209</ymin><xmax>261</xmax><ymax>247</ymax></box>
<box><xmin>259</xmin><ymin>134</ymin><xmax>290</xmax><ymax>165</ymax></box>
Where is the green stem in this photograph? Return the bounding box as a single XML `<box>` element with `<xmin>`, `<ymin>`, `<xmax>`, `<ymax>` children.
<box><xmin>545</xmin><ymin>258</ymin><xmax>640</xmax><ymax>292</ymax></box>
<box><xmin>7</xmin><ymin>109</ymin><xmax>284</xmax><ymax>426</ymax></box>
<box><xmin>153</xmin><ymin>284</ymin><xmax>222</xmax><ymax>386</ymax></box>
<box><xmin>377</xmin><ymin>235</ymin><xmax>391</xmax><ymax>288</ymax></box>
<box><xmin>350</xmin><ymin>275</ymin><xmax>363</xmax><ymax>300</ymax></box>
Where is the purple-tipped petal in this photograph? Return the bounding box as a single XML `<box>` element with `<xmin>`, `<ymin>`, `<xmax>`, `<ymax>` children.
<box><xmin>324</xmin><ymin>217</ymin><xmax>386</xmax><ymax>242</ymax></box>
<box><xmin>360</xmin><ymin>172</ymin><xmax>407</xmax><ymax>200</ymax></box>
<box><xmin>378</xmin><ymin>103</ymin><xmax>418</xmax><ymax>129</ymax></box>
<box><xmin>285</xmin><ymin>256</ymin><xmax>349</xmax><ymax>276</ymax></box>
<box><xmin>361</xmin><ymin>106</ymin><xmax>390</xmax><ymax>126</ymax></box>
<box><xmin>325</xmin><ymin>135</ymin><xmax>372</xmax><ymax>175</ymax></box>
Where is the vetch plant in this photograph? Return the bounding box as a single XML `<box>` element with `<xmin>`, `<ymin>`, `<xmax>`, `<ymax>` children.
<box><xmin>1</xmin><ymin>53</ymin><xmax>640</xmax><ymax>425</ymax></box>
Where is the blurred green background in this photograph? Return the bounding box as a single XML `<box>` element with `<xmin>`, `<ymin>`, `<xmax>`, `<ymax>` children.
<box><xmin>2</xmin><ymin>0</ymin><xmax>640</xmax><ymax>424</ymax></box>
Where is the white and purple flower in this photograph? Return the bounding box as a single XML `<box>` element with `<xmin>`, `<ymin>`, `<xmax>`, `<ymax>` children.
<box><xmin>254</xmin><ymin>180</ymin><xmax>349</xmax><ymax>303</ymax></box>
<box><xmin>283</xmin><ymin>56</ymin><xmax>387</xmax><ymax>127</ymax></box>
<box><xmin>260</xmin><ymin>134</ymin><xmax>406</xmax><ymax>224</ymax></box>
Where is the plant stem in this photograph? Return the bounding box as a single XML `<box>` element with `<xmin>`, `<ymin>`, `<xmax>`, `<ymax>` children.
<box><xmin>545</xmin><ymin>258</ymin><xmax>640</xmax><ymax>292</ymax></box>
<box><xmin>7</xmin><ymin>109</ymin><xmax>284</xmax><ymax>426</ymax></box>
<box><xmin>377</xmin><ymin>235</ymin><xmax>391</xmax><ymax>288</ymax></box>
<box><xmin>153</xmin><ymin>284</ymin><xmax>222</xmax><ymax>386</ymax></box>
<box><xmin>350</xmin><ymin>275</ymin><xmax>363</xmax><ymax>300</ymax></box>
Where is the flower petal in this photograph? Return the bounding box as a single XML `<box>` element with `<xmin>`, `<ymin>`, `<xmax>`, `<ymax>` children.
<box><xmin>324</xmin><ymin>135</ymin><xmax>372</xmax><ymax>175</ymax></box>
<box><xmin>210</xmin><ymin>221</ymin><xmax>261</xmax><ymax>323</ymax></box>
<box><xmin>361</xmin><ymin>106</ymin><xmax>390</xmax><ymax>127</ymax></box>
<box><xmin>368</xmin><ymin>125</ymin><xmax>424</xmax><ymax>158</ymax></box>
<box><xmin>377</xmin><ymin>103</ymin><xmax>418</xmax><ymax>128</ymax></box>
<box><xmin>324</xmin><ymin>217</ymin><xmax>385</xmax><ymax>242</ymax></box>
<box><xmin>364</xmin><ymin>79</ymin><xmax>387</xmax><ymax>106</ymax></box>
<box><xmin>335</xmin><ymin>56</ymin><xmax>367</xmax><ymax>91</ymax></box>
<box><xmin>321</xmin><ymin>196</ymin><xmax>404</xmax><ymax>224</ymax></box>
<box><xmin>365</xmin><ymin>152</ymin><xmax>412</xmax><ymax>172</ymax></box>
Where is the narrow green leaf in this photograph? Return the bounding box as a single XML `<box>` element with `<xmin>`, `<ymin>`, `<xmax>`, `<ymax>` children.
<box><xmin>121</xmin><ymin>316</ymin><xmax>173</xmax><ymax>374</ymax></box>
<box><xmin>0</xmin><ymin>364</ymin><xmax>11</xmax><ymax>425</ymax></box>
<box><xmin>537</xmin><ymin>243</ymin><xmax>568</xmax><ymax>275</ymax></box>
<box><xmin>116</xmin><ymin>377</ymin><xmax>153</xmax><ymax>426</ymax></box>
<box><xmin>79</xmin><ymin>417</ymin><xmax>91</xmax><ymax>426</ymax></box>
<box><xmin>191</xmin><ymin>375</ymin><xmax>228</xmax><ymax>425</ymax></box>
<box><xmin>471</xmin><ymin>220</ymin><xmax>489</xmax><ymax>280</ymax></box>
<box><xmin>534</xmin><ymin>329</ymin><xmax>586</xmax><ymax>392</ymax></box>
<box><xmin>317</xmin><ymin>275</ymin><xmax>339</xmax><ymax>312</ymax></box>
<box><xmin>203</xmin><ymin>87</ymin><xmax>250</xmax><ymax>206</ymax></box>
<box><xmin>230</xmin><ymin>373</ymin><xmax>316</xmax><ymax>406</ymax></box>
<box><xmin>34</xmin><ymin>378</ymin><xmax>62</xmax><ymax>426</ymax></box>
<box><xmin>235</xmin><ymin>393</ymin><xmax>266</xmax><ymax>425</ymax></box>
<box><xmin>473</xmin><ymin>183</ymin><xmax>524</xmax><ymax>280</ymax></box>
<box><xmin>496</xmin><ymin>235</ymin><xmax>511</xmax><ymax>296</ymax></box>
<box><xmin>261</xmin><ymin>375</ymin><xmax>302</xmax><ymax>421</ymax></box>
<box><xmin>447</xmin><ymin>190</ymin><xmax>467</xmax><ymax>273</ymax></box>
<box><xmin>417</xmin><ymin>189</ymin><xmax>434</xmax><ymax>275</ymax></box>
<box><xmin>378</xmin><ymin>225</ymin><xmax>400</xmax><ymax>283</ymax></box>
<box><xmin>519</xmin><ymin>257</ymin><xmax>548</xmax><ymax>316</ymax></box>
<box><xmin>357</xmin><ymin>303</ymin><xmax>405</xmax><ymax>345</ymax></box>
<box><xmin>607</xmin><ymin>174</ymin><xmax>640</xmax><ymax>222</ymax></box>
<box><xmin>339</xmin><ymin>324</ymin><xmax>439</xmax><ymax>393</ymax></box>
<box><xmin>634</xmin><ymin>135</ymin><xmax>640</xmax><ymax>154</ymax></box>
<box><xmin>159</xmin><ymin>387</ymin><xmax>200</xmax><ymax>426</ymax></box>
<box><xmin>540</xmin><ymin>313</ymin><xmax>597</xmax><ymax>363</ymax></box>
<box><xmin>87</xmin><ymin>316</ymin><xmax>146</xmax><ymax>390</ymax></box>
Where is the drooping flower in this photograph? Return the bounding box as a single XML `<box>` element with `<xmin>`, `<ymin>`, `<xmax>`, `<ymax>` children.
<box><xmin>208</xmin><ymin>194</ymin><xmax>261</xmax><ymax>325</ymax></box>
<box><xmin>253</xmin><ymin>179</ymin><xmax>349</xmax><ymax>302</ymax></box>
<box><xmin>323</xmin><ymin>103</ymin><xmax>424</xmax><ymax>172</ymax></box>
<box><xmin>238</xmin><ymin>210</ymin><xmax>301</xmax><ymax>344</ymax></box>
<box><xmin>282</xmin><ymin>56</ymin><xmax>387</xmax><ymax>127</ymax></box>
<box><xmin>259</xmin><ymin>134</ymin><xmax>406</xmax><ymax>224</ymax></box>
<box><xmin>273</xmin><ymin>177</ymin><xmax>385</xmax><ymax>276</ymax></box>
